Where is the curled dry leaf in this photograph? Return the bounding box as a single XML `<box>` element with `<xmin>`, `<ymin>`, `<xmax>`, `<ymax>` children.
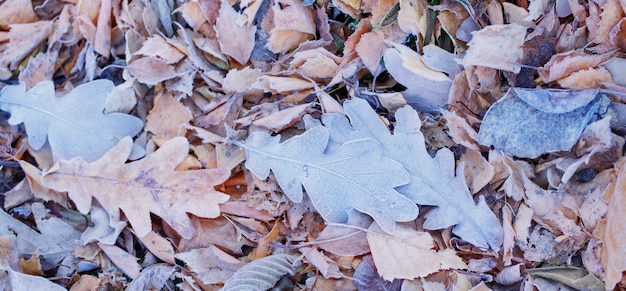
<box><xmin>41</xmin><ymin>137</ymin><xmax>231</xmax><ymax>239</ymax></box>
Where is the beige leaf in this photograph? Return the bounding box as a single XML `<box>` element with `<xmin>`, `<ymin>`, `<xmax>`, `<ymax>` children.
<box><xmin>41</xmin><ymin>137</ymin><xmax>231</xmax><ymax>239</ymax></box>
<box><xmin>134</xmin><ymin>35</ymin><xmax>186</xmax><ymax>64</ymax></box>
<box><xmin>0</xmin><ymin>21</ymin><xmax>53</xmax><ymax>77</ymax></box>
<box><xmin>222</xmin><ymin>67</ymin><xmax>263</xmax><ymax>94</ymax></box>
<box><xmin>537</xmin><ymin>49</ymin><xmax>614</xmax><ymax>83</ymax></box>
<box><xmin>253</xmin><ymin>103</ymin><xmax>313</xmax><ymax>132</ymax></box>
<box><xmin>398</xmin><ymin>0</ymin><xmax>426</xmax><ymax>35</ymax></box>
<box><xmin>252</xmin><ymin>76</ymin><xmax>314</xmax><ymax>93</ymax></box>
<box><xmin>138</xmin><ymin>232</ymin><xmax>175</xmax><ymax>265</ymax></box>
<box><xmin>175</xmin><ymin>245</ymin><xmax>244</xmax><ymax>285</ymax></box>
<box><xmin>556</xmin><ymin>67</ymin><xmax>614</xmax><ymax>90</ymax></box>
<box><xmin>456</xmin><ymin>23</ymin><xmax>527</xmax><ymax>73</ymax></box>
<box><xmin>603</xmin><ymin>160</ymin><xmax>626</xmax><ymax>289</ymax></box>
<box><xmin>356</xmin><ymin>32</ymin><xmax>388</xmax><ymax>75</ymax></box>
<box><xmin>145</xmin><ymin>91</ymin><xmax>192</xmax><ymax>145</ymax></box>
<box><xmin>126</xmin><ymin>56</ymin><xmax>177</xmax><ymax>85</ymax></box>
<box><xmin>460</xmin><ymin>148</ymin><xmax>494</xmax><ymax>194</ymax></box>
<box><xmin>300</xmin><ymin>247</ymin><xmax>343</xmax><ymax>279</ymax></box>
<box><xmin>98</xmin><ymin>243</ymin><xmax>141</xmax><ymax>279</ymax></box>
<box><xmin>0</xmin><ymin>0</ymin><xmax>38</xmax><ymax>26</ymax></box>
<box><xmin>215</xmin><ymin>0</ymin><xmax>256</xmax><ymax>64</ymax></box>
<box><xmin>367</xmin><ymin>223</ymin><xmax>467</xmax><ymax>280</ymax></box>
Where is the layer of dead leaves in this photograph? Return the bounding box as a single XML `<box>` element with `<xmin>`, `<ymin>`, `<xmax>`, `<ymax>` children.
<box><xmin>1</xmin><ymin>0</ymin><xmax>626</xmax><ymax>290</ymax></box>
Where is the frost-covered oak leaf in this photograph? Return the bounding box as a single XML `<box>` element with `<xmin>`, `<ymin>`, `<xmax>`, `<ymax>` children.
<box><xmin>322</xmin><ymin>99</ymin><xmax>503</xmax><ymax>250</ymax></box>
<box><xmin>41</xmin><ymin>137</ymin><xmax>231</xmax><ymax>239</ymax></box>
<box><xmin>0</xmin><ymin>80</ymin><xmax>143</xmax><ymax>162</ymax></box>
<box><xmin>241</xmin><ymin>126</ymin><xmax>418</xmax><ymax>233</ymax></box>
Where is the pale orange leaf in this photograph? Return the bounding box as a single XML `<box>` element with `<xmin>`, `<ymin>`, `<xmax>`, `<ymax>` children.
<box><xmin>145</xmin><ymin>91</ymin><xmax>192</xmax><ymax>145</ymax></box>
<box><xmin>603</xmin><ymin>161</ymin><xmax>626</xmax><ymax>289</ymax></box>
<box><xmin>215</xmin><ymin>0</ymin><xmax>256</xmax><ymax>64</ymax></box>
<box><xmin>0</xmin><ymin>0</ymin><xmax>38</xmax><ymax>26</ymax></box>
<box><xmin>41</xmin><ymin>137</ymin><xmax>231</xmax><ymax>239</ymax></box>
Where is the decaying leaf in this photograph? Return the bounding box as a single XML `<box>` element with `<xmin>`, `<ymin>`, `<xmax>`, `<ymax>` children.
<box><xmin>478</xmin><ymin>88</ymin><xmax>603</xmax><ymax>158</ymax></box>
<box><xmin>241</xmin><ymin>125</ymin><xmax>418</xmax><ymax>233</ymax></box>
<box><xmin>41</xmin><ymin>137</ymin><xmax>231</xmax><ymax>239</ymax></box>
<box><xmin>456</xmin><ymin>23</ymin><xmax>527</xmax><ymax>73</ymax></box>
<box><xmin>0</xmin><ymin>80</ymin><xmax>143</xmax><ymax>162</ymax></box>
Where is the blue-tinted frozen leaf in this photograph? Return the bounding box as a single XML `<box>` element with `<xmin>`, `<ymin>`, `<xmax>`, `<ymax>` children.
<box><xmin>322</xmin><ymin>99</ymin><xmax>503</xmax><ymax>251</ymax></box>
<box><xmin>477</xmin><ymin>88</ymin><xmax>601</xmax><ymax>158</ymax></box>
<box><xmin>242</xmin><ymin>126</ymin><xmax>418</xmax><ymax>233</ymax></box>
<box><xmin>0</xmin><ymin>80</ymin><xmax>143</xmax><ymax>162</ymax></box>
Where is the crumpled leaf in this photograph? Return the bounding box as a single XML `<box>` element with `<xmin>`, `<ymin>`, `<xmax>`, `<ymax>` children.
<box><xmin>367</xmin><ymin>223</ymin><xmax>467</xmax><ymax>280</ymax></box>
<box><xmin>241</xmin><ymin>125</ymin><xmax>418</xmax><ymax>233</ymax></box>
<box><xmin>0</xmin><ymin>80</ymin><xmax>143</xmax><ymax>162</ymax></box>
<box><xmin>526</xmin><ymin>267</ymin><xmax>605</xmax><ymax>290</ymax></box>
<box><xmin>41</xmin><ymin>136</ymin><xmax>231</xmax><ymax>239</ymax></box>
<box><xmin>477</xmin><ymin>88</ymin><xmax>602</xmax><ymax>158</ymax></box>
<box><xmin>322</xmin><ymin>99</ymin><xmax>503</xmax><ymax>250</ymax></box>
<box><xmin>456</xmin><ymin>23</ymin><xmax>527</xmax><ymax>73</ymax></box>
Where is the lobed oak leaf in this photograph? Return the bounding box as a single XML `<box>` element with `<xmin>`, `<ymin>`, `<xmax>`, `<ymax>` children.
<box><xmin>41</xmin><ymin>137</ymin><xmax>231</xmax><ymax>239</ymax></box>
<box><xmin>241</xmin><ymin>125</ymin><xmax>418</xmax><ymax>233</ymax></box>
<box><xmin>322</xmin><ymin>99</ymin><xmax>503</xmax><ymax>250</ymax></box>
<box><xmin>0</xmin><ymin>80</ymin><xmax>143</xmax><ymax>162</ymax></box>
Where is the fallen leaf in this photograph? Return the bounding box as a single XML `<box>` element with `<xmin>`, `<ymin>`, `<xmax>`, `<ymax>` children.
<box><xmin>41</xmin><ymin>137</ymin><xmax>231</xmax><ymax>239</ymax></box>
<box><xmin>353</xmin><ymin>255</ymin><xmax>403</xmax><ymax>290</ymax></box>
<box><xmin>222</xmin><ymin>254</ymin><xmax>296</xmax><ymax>290</ymax></box>
<box><xmin>0</xmin><ymin>80</ymin><xmax>143</xmax><ymax>162</ymax></box>
<box><xmin>241</xmin><ymin>125</ymin><xmax>418</xmax><ymax>233</ymax></box>
<box><xmin>367</xmin><ymin>223</ymin><xmax>467</xmax><ymax>280</ymax></box>
<box><xmin>477</xmin><ymin>88</ymin><xmax>602</xmax><ymax>158</ymax></box>
<box><xmin>300</xmin><ymin>247</ymin><xmax>343</xmax><ymax>279</ymax></box>
<box><xmin>145</xmin><ymin>91</ymin><xmax>192</xmax><ymax>145</ymax></box>
<box><xmin>176</xmin><ymin>245</ymin><xmax>244</xmax><ymax>285</ymax></box>
<box><xmin>215</xmin><ymin>0</ymin><xmax>256</xmax><ymax>64</ymax></box>
<box><xmin>323</xmin><ymin>99</ymin><xmax>503</xmax><ymax>250</ymax></box>
<box><xmin>603</xmin><ymin>160</ymin><xmax>626</xmax><ymax>289</ymax></box>
<box><xmin>456</xmin><ymin>23</ymin><xmax>527</xmax><ymax>73</ymax></box>
<box><xmin>98</xmin><ymin>243</ymin><xmax>142</xmax><ymax>279</ymax></box>
<box><xmin>0</xmin><ymin>0</ymin><xmax>38</xmax><ymax>26</ymax></box>
<box><xmin>537</xmin><ymin>49</ymin><xmax>614</xmax><ymax>83</ymax></box>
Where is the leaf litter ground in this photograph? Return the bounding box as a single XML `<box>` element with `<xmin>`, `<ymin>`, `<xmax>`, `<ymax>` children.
<box><xmin>0</xmin><ymin>0</ymin><xmax>625</xmax><ymax>290</ymax></box>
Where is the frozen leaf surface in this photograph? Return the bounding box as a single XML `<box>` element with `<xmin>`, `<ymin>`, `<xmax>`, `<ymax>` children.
<box><xmin>0</xmin><ymin>80</ymin><xmax>143</xmax><ymax>162</ymax></box>
<box><xmin>241</xmin><ymin>126</ymin><xmax>418</xmax><ymax>233</ymax></box>
<box><xmin>41</xmin><ymin>137</ymin><xmax>231</xmax><ymax>239</ymax></box>
<box><xmin>477</xmin><ymin>88</ymin><xmax>602</xmax><ymax>158</ymax></box>
<box><xmin>322</xmin><ymin>99</ymin><xmax>503</xmax><ymax>250</ymax></box>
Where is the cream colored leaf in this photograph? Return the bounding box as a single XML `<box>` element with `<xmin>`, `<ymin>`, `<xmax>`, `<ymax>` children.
<box><xmin>216</xmin><ymin>0</ymin><xmax>256</xmax><ymax>64</ymax></box>
<box><xmin>367</xmin><ymin>223</ymin><xmax>467</xmax><ymax>280</ymax></box>
<box><xmin>176</xmin><ymin>245</ymin><xmax>244</xmax><ymax>285</ymax></box>
<box><xmin>603</xmin><ymin>161</ymin><xmax>626</xmax><ymax>290</ymax></box>
<box><xmin>41</xmin><ymin>137</ymin><xmax>231</xmax><ymax>239</ymax></box>
<box><xmin>145</xmin><ymin>91</ymin><xmax>192</xmax><ymax>145</ymax></box>
<box><xmin>456</xmin><ymin>23</ymin><xmax>527</xmax><ymax>73</ymax></box>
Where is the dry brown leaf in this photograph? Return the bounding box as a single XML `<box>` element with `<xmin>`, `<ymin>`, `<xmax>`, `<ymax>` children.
<box><xmin>367</xmin><ymin>223</ymin><xmax>467</xmax><ymax>280</ymax></box>
<box><xmin>290</xmin><ymin>48</ymin><xmax>341</xmax><ymax>80</ymax></box>
<box><xmin>592</xmin><ymin>0</ymin><xmax>624</xmax><ymax>44</ymax></box>
<box><xmin>215</xmin><ymin>0</ymin><xmax>256</xmax><ymax>64</ymax></box>
<box><xmin>137</xmin><ymin>232</ymin><xmax>175</xmax><ymax>265</ymax></box>
<box><xmin>252</xmin><ymin>103</ymin><xmax>313</xmax><ymax>132</ymax></box>
<box><xmin>176</xmin><ymin>245</ymin><xmax>244</xmax><ymax>285</ymax></box>
<box><xmin>398</xmin><ymin>0</ymin><xmax>426</xmax><ymax>35</ymax></box>
<box><xmin>355</xmin><ymin>31</ymin><xmax>387</xmax><ymax>75</ymax></box>
<box><xmin>98</xmin><ymin>243</ymin><xmax>142</xmax><ymax>279</ymax></box>
<box><xmin>252</xmin><ymin>75</ymin><xmax>314</xmax><ymax>93</ymax></box>
<box><xmin>18</xmin><ymin>48</ymin><xmax>59</xmax><ymax>90</ymax></box>
<box><xmin>0</xmin><ymin>21</ymin><xmax>54</xmax><ymax>79</ymax></box>
<box><xmin>0</xmin><ymin>0</ymin><xmax>37</xmax><ymax>27</ymax></box>
<box><xmin>127</xmin><ymin>56</ymin><xmax>178</xmax><ymax>85</ymax></box>
<box><xmin>94</xmin><ymin>0</ymin><xmax>111</xmax><ymax>56</ymax></box>
<box><xmin>557</xmin><ymin>67</ymin><xmax>614</xmax><ymax>89</ymax></box>
<box><xmin>134</xmin><ymin>35</ymin><xmax>186</xmax><ymax>64</ymax></box>
<box><xmin>456</xmin><ymin>24</ymin><xmax>527</xmax><ymax>73</ymax></box>
<box><xmin>300</xmin><ymin>247</ymin><xmax>343</xmax><ymax>279</ymax></box>
<box><xmin>602</xmin><ymin>160</ymin><xmax>626</xmax><ymax>289</ymax></box>
<box><xmin>460</xmin><ymin>148</ymin><xmax>494</xmax><ymax>194</ymax></box>
<box><xmin>41</xmin><ymin>137</ymin><xmax>231</xmax><ymax>239</ymax></box>
<box><xmin>537</xmin><ymin>49</ymin><xmax>614</xmax><ymax>83</ymax></box>
<box><xmin>145</xmin><ymin>91</ymin><xmax>192</xmax><ymax>145</ymax></box>
<box><xmin>266</xmin><ymin>0</ymin><xmax>316</xmax><ymax>53</ymax></box>
<box><xmin>222</xmin><ymin>67</ymin><xmax>263</xmax><ymax>94</ymax></box>
<box><xmin>178</xmin><ymin>216</ymin><xmax>252</xmax><ymax>254</ymax></box>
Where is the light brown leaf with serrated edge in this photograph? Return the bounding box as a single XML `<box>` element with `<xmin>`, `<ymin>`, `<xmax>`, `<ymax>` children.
<box><xmin>537</xmin><ymin>49</ymin><xmax>614</xmax><ymax>83</ymax></box>
<box><xmin>367</xmin><ymin>223</ymin><xmax>467</xmax><ymax>280</ymax></box>
<box><xmin>133</xmin><ymin>35</ymin><xmax>185</xmax><ymax>64</ymax></box>
<box><xmin>0</xmin><ymin>21</ymin><xmax>53</xmax><ymax>79</ymax></box>
<box><xmin>41</xmin><ymin>137</ymin><xmax>231</xmax><ymax>239</ymax></box>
